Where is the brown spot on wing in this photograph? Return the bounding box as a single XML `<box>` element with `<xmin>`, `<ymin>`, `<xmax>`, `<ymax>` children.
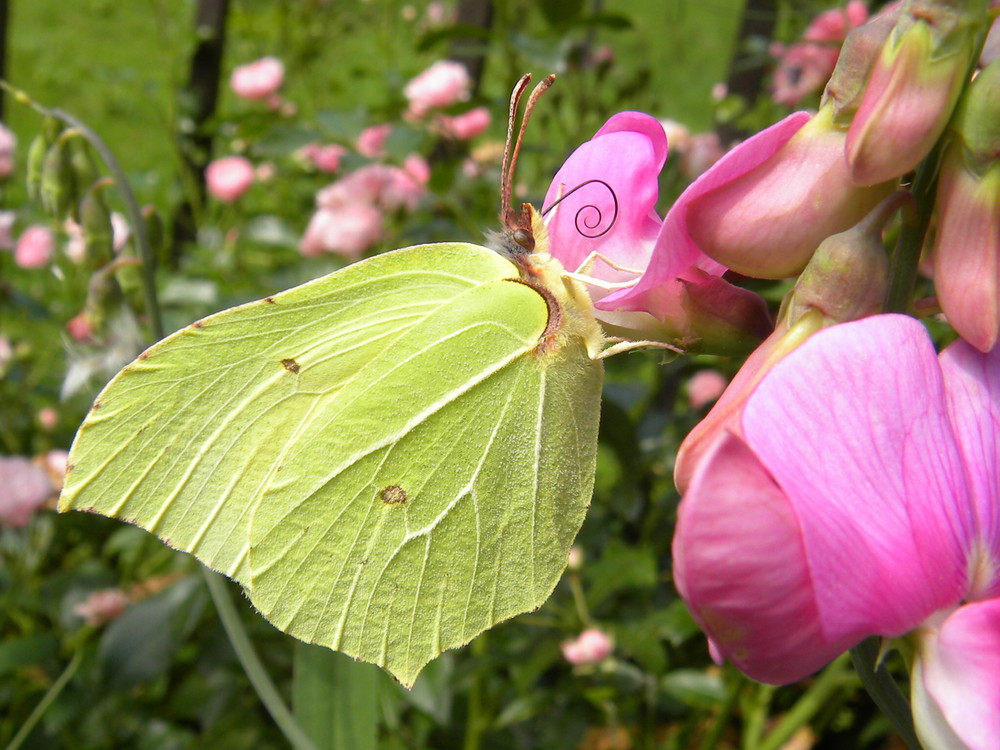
<box><xmin>380</xmin><ymin>485</ymin><xmax>408</xmax><ymax>505</ymax></box>
<box><xmin>281</xmin><ymin>358</ymin><xmax>300</xmax><ymax>373</ymax></box>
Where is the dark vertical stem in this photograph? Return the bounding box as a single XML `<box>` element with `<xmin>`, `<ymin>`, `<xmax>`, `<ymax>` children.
<box><xmin>715</xmin><ymin>0</ymin><xmax>777</xmax><ymax>144</ymax></box>
<box><xmin>849</xmin><ymin>639</ymin><xmax>923</xmax><ymax>750</ymax></box>
<box><xmin>170</xmin><ymin>0</ymin><xmax>230</xmax><ymax>264</ymax></box>
<box><xmin>0</xmin><ymin>0</ymin><xmax>8</xmax><ymax>121</ymax></box>
<box><xmin>450</xmin><ymin>0</ymin><xmax>493</xmax><ymax>96</ymax></box>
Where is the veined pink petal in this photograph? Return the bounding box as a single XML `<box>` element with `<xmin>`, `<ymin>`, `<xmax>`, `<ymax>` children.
<box><xmin>913</xmin><ymin>600</ymin><xmax>1000</xmax><ymax>750</ymax></box>
<box><xmin>602</xmin><ymin>111</ymin><xmax>810</xmax><ymax>312</ymax></box>
<box><xmin>543</xmin><ymin>112</ymin><xmax>665</xmax><ymax>279</ymax></box>
<box><xmin>742</xmin><ymin>315</ymin><xmax>970</xmax><ymax>640</ymax></box>
<box><xmin>940</xmin><ymin>338</ymin><xmax>1000</xmax><ymax>599</ymax></box>
<box><xmin>673</xmin><ymin>432</ymin><xmax>856</xmax><ymax>683</ymax></box>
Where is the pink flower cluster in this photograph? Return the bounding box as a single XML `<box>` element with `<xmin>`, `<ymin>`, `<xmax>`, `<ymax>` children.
<box><xmin>403</xmin><ymin>61</ymin><xmax>492</xmax><ymax>141</ymax></box>
<box><xmin>301</xmin><ymin>156</ymin><xmax>430</xmax><ymax>260</ymax></box>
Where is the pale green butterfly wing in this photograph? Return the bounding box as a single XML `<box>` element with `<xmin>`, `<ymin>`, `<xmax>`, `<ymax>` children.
<box><xmin>60</xmin><ymin>241</ymin><xmax>603</xmax><ymax>686</ymax></box>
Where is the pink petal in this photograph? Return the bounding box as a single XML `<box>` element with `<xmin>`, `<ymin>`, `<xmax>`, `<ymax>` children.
<box><xmin>913</xmin><ymin>600</ymin><xmax>1000</xmax><ymax>750</ymax></box>
<box><xmin>742</xmin><ymin>315</ymin><xmax>971</xmax><ymax>640</ymax></box>
<box><xmin>673</xmin><ymin>432</ymin><xmax>856</xmax><ymax>683</ymax></box>
<box><xmin>939</xmin><ymin>338</ymin><xmax>1000</xmax><ymax>599</ymax></box>
<box><xmin>543</xmin><ymin>112</ymin><xmax>664</xmax><ymax>278</ymax></box>
<box><xmin>601</xmin><ymin>112</ymin><xmax>810</xmax><ymax>312</ymax></box>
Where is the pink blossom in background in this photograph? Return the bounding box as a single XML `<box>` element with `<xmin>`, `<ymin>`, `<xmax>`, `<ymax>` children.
<box><xmin>66</xmin><ymin>312</ymin><xmax>95</xmax><ymax>342</ymax></box>
<box><xmin>74</xmin><ymin>588</ymin><xmax>129</xmax><ymax>626</ymax></box>
<box><xmin>439</xmin><ymin>106</ymin><xmax>491</xmax><ymax>140</ymax></box>
<box><xmin>0</xmin><ymin>456</ymin><xmax>53</xmax><ymax>527</ymax></box>
<box><xmin>356</xmin><ymin>124</ymin><xmax>392</xmax><ymax>158</ymax></box>
<box><xmin>403</xmin><ymin>60</ymin><xmax>471</xmax><ymax>117</ymax></box>
<box><xmin>711</xmin><ymin>82</ymin><xmax>728</xmax><ymax>101</ymax></box>
<box><xmin>687</xmin><ymin>370</ymin><xmax>728</xmax><ymax>409</ymax></box>
<box><xmin>403</xmin><ymin>154</ymin><xmax>430</xmax><ymax>185</ymax></box>
<box><xmin>230</xmin><ymin>57</ymin><xmax>285</xmax><ymax>101</ymax></box>
<box><xmin>561</xmin><ymin>629</ymin><xmax>613</xmax><ymax>665</ymax></box>
<box><xmin>658</xmin><ymin>119</ymin><xmax>691</xmax><ymax>153</ymax></box>
<box><xmin>567</xmin><ymin>546</ymin><xmax>584</xmax><ymax>571</ymax></box>
<box><xmin>303</xmin><ymin>143</ymin><xmax>347</xmax><ymax>173</ymax></box>
<box><xmin>982</xmin><ymin>18</ymin><xmax>1000</xmax><ymax>67</ymax></box>
<box><xmin>37</xmin><ymin>407</ymin><xmax>58</xmax><ymax>432</ymax></box>
<box><xmin>111</xmin><ymin>212</ymin><xmax>130</xmax><ymax>252</ymax></box>
<box><xmin>14</xmin><ymin>225</ymin><xmax>54</xmax><ymax>268</ymax></box>
<box><xmin>679</xmin><ymin>132</ymin><xmax>725</xmax><ymax>180</ymax></box>
<box><xmin>770</xmin><ymin>0</ymin><xmax>869</xmax><ymax>106</ymax></box>
<box><xmin>673</xmin><ymin>315</ymin><xmax>1000</xmax><ymax>750</ymax></box>
<box><xmin>205</xmin><ymin>156</ymin><xmax>255</xmax><ymax>202</ymax></box>
<box><xmin>299</xmin><ymin>202</ymin><xmax>384</xmax><ymax>260</ymax></box>
<box><xmin>0</xmin><ymin>123</ymin><xmax>16</xmax><ymax>178</ymax></box>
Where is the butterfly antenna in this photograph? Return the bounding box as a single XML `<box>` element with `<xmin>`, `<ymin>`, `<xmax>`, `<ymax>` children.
<box><xmin>501</xmin><ymin>74</ymin><xmax>533</xmax><ymax>229</ymax></box>
<box><xmin>507</xmin><ymin>76</ymin><xmax>555</xmax><ymax>229</ymax></box>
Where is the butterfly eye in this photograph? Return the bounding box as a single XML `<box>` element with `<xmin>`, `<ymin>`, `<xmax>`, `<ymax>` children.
<box><xmin>512</xmin><ymin>228</ymin><xmax>535</xmax><ymax>252</ymax></box>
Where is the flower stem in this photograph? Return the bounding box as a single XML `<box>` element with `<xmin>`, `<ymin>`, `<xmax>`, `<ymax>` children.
<box><xmin>202</xmin><ymin>568</ymin><xmax>318</xmax><ymax>750</ymax></box>
<box><xmin>849</xmin><ymin>638</ymin><xmax>923</xmax><ymax>750</ymax></box>
<box><xmin>756</xmin><ymin>654</ymin><xmax>853</xmax><ymax>750</ymax></box>
<box><xmin>4</xmin><ymin>649</ymin><xmax>82</xmax><ymax>750</ymax></box>
<box><xmin>883</xmin><ymin>148</ymin><xmax>940</xmax><ymax>315</ymax></box>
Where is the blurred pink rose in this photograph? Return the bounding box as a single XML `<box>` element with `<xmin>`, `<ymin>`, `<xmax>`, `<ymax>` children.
<box><xmin>300</xmin><ymin>202</ymin><xmax>384</xmax><ymax>260</ymax></box>
<box><xmin>206</xmin><ymin>156</ymin><xmax>255</xmax><ymax>202</ymax></box>
<box><xmin>687</xmin><ymin>370</ymin><xmax>729</xmax><ymax>409</ymax></box>
<box><xmin>356</xmin><ymin>124</ymin><xmax>392</xmax><ymax>158</ymax></box>
<box><xmin>403</xmin><ymin>153</ymin><xmax>430</xmax><ymax>185</ymax></box>
<box><xmin>659</xmin><ymin>119</ymin><xmax>691</xmax><ymax>153</ymax></box>
<box><xmin>230</xmin><ymin>57</ymin><xmax>285</xmax><ymax>101</ymax></box>
<box><xmin>74</xmin><ymin>588</ymin><xmax>129</xmax><ymax>626</ymax></box>
<box><xmin>561</xmin><ymin>628</ymin><xmax>613</xmax><ymax>665</ymax></box>
<box><xmin>0</xmin><ymin>123</ymin><xmax>16</xmax><ymax>178</ymax></box>
<box><xmin>771</xmin><ymin>0</ymin><xmax>869</xmax><ymax>106</ymax></box>
<box><xmin>0</xmin><ymin>456</ymin><xmax>53</xmax><ymax>527</ymax></box>
<box><xmin>37</xmin><ymin>407</ymin><xmax>58</xmax><ymax>432</ymax></box>
<box><xmin>66</xmin><ymin>312</ymin><xmax>95</xmax><ymax>342</ymax></box>
<box><xmin>15</xmin><ymin>225</ymin><xmax>54</xmax><ymax>268</ymax></box>
<box><xmin>679</xmin><ymin>132</ymin><xmax>726</xmax><ymax>180</ymax></box>
<box><xmin>439</xmin><ymin>106</ymin><xmax>491</xmax><ymax>140</ymax></box>
<box><xmin>404</xmin><ymin>60</ymin><xmax>471</xmax><ymax>117</ymax></box>
<box><xmin>307</xmin><ymin>143</ymin><xmax>347</xmax><ymax>173</ymax></box>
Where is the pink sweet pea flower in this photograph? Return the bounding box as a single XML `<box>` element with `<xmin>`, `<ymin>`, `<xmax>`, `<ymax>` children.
<box><xmin>673</xmin><ymin>314</ymin><xmax>1000</xmax><ymax>750</ymax></box>
<box><xmin>15</xmin><ymin>225</ymin><xmax>54</xmax><ymax>268</ymax></box>
<box><xmin>74</xmin><ymin>588</ymin><xmax>129</xmax><ymax>626</ymax></box>
<box><xmin>561</xmin><ymin>628</ymin><xmax>613</xmax><ymax>665</ymax></box>
<box><xmin>543</xmin><ymin>112</ymin><xmax>771</xmax><ymax>354</ymax></box>
<box><xmin>230</xmin><ymin>57</ymin><xmax>285</xmax><ymax>101</ymax></box>
<box><xmin>206</xmin><ymin>156</ymin><xmax>255</xmax><ymax>202</ymax></box>
<box><xmin>403</xmin><ymin>60</ymin><xmax>471</xmax><ymax>117</ymax></box>
<box><xmin>686</xmin><ymin>370</ymin><xmax>729</xmax><ymax>409</ymax></box>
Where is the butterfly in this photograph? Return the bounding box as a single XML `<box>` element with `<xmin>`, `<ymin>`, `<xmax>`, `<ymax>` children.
<box><xmin>59</xmin><ymin>74</ymin><xmax>605</xmax><ymax>687</ymax></box>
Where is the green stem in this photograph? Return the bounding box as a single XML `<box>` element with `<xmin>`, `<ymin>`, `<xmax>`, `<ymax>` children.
<box><xmin>850</xmin><ymin>638</ymin><xmax>923</xmax><ymax>750</ymax></box>
<box><xmin>462</xmin><ymin>635</ymin><xmax>487</xmax><ymax>750</ymax></box>
<box><xmin>757</xmin><ymin>654</ymin><xmax>853</xmax><ymax>750</ymax></box>
<box><xmin>741</xmin><ymin>683</ymin><xmax>775</xmax><ymax>750</ymax></box>
<box><xmin>698</xmin><ymin>669</ymin><xmax>742</xmax><ymax>750</ymax></box>
<box><xmin>4</xmin><ymin>649</ymin><xmax>83</xmax><ymax>750</ymax></box>
<box><xmin>568</xmin><ymin>572</ymin><xmax>592</xmax><ymax>626</ymax></box>
<box><xmin>202</xmin><ymin>568</ymin><xmax>318</xmax><ymax>750</ymax></box>
<box><xmin>883</xmin><ymin>147</ymin><xmax>940</xmax><ymax>315</ymax></box>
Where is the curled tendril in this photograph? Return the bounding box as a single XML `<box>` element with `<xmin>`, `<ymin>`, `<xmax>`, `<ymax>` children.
<box><xmin>541</xmin><ymin>179</ymin><xmax>619</xmax><ymax>240</ymax></box>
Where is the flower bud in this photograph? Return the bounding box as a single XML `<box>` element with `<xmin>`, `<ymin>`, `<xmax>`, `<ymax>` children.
<box><xmin>845</xmin><ymin>0</ymin><xmax>989</xmax><ymax>186</ymax></box>
<box><xmin>26</xmin><ymin>116</ymin><xmax>62</xmax><ymax>200</ymax></box>
<box><xmin>932</xmin><ymin>59</ymin><xmax>1000</xmax><ymax>351</ymax></box>
<box><xmin>561</xmin><ymin>628</ymin><xmax>613</xmax><ymax>665</ymax></box>
<box><xmin>79</xmin><ymin>177</ymin><xmax>115</xmax><ymax>269</ymax></box>
<box><xmin>685</xmin><ymin>106</ymin><xmax>895</xmax><ymax>279</ymax></box>
<box><xmin>40</xmin><ymin>130</ymin><xmax>77</xmax><ymax>219</ymax></box>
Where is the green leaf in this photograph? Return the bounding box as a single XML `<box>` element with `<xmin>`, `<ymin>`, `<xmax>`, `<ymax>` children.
<box><xmin>660</xmin><ymin>669</ymin><xmax>727</xmax><ymax>708</ymax></box>
<box><xmin>62</xmin><ymin>242</ymin><xmax>604</xmax><ymax>687</ymax></box>
<box><xmin>585</xmin><ymin>540</ymin><xmax>658</xmax><ymax>609</ymax></box>
<box><xmin>293</xmin><ymin>643</ymin><xmax>381</xmax><ymax>750</ymax></box>
<box><xmin>98</xmin><ymin>576</ymin><xmax>205</xmax><ymax>689</ymax></box>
